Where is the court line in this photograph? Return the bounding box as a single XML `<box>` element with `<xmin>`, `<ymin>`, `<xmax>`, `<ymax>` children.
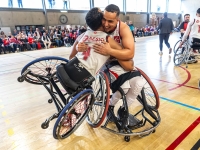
<box><xmin>168</xmin><ymin>66</ymin><xmax>191</xmax><ymax>91</ymax></box>
<box><xmin>166</xmin><ymin>116</ymin><xmax>200</xmax><ymax>150</ymax></box>
<box><xmin>160</xmin><ymin>96</ymin><xmax>200</xmax><ymax>111</ymax></box>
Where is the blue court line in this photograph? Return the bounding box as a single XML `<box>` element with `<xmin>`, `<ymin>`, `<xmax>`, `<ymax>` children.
<box><xmin>160</xmin><ymin>96</ymin><xmax>200</xmax><ymax>111</ymax></box>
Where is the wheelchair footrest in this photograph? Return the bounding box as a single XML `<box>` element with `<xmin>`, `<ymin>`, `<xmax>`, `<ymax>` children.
<box><xmin>128</xmin><ymin>114</ymin><xmax>143</xmax><ymax>130</ymax></box>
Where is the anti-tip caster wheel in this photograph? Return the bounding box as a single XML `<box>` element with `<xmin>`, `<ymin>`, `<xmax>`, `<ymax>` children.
<box><xmin>41</xmin><ymin>122</ymin><xmax>49</xmax><ymax>129</ymax></box>
<box><xmin>124</xmin><ymin>136</ymin><xmax>130</xmax><ymax>142</ymax></box>
<box><xmin>152</xmin><ymin>129</ymin><xmax>156</xmax><ymax>133</ymax></box>
<box><xmin>17</xmin><ymin>76</ymin><xmax>24</xmax><ymax>82</ymax></box>
<box><xmin>48</xmin><ymin>99</ymin><xmax>53</xmax><ymax>103</ymax></box>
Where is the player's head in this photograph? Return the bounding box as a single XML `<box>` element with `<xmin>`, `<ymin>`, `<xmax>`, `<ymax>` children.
<box><xmin>103</xmin><ymin>4</ymin><xmax>120</xmax><ymax>33</ymax></box>
<box><xmin>163</xmin><ymin>12</ymin><xmax>167</xmax><ymax>18</ymax></box>
<box><xmin>196</xmin><ymin>8</ymin><xmax>200</xmax><ymax>17</ymax></box>
<box><xmin>184</xmin><ymin>14</ymin><xmax>190</xmax><ymax>22</ymax></box>
<box><xmin>85</xmin><ymin>7</ymin><xmax>103</xmax><ymax>31</ymax></box>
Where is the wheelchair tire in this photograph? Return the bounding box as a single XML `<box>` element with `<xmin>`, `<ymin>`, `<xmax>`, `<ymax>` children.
<box><xmin>86</xmin><ymin>71</ymin><xmax>110</xmax><ymax>128</ymax></box>
<box><xmin>173</xmin><ymin>40</ymin><xmax>182</xmax><ymax>53</ymax></box>
<box><xmin>136</xmin><ymin>67</ymin><xmax>160</xmax><ymax>109</ymax></box>
<box><xmin>21</xmin><ymin>56</ymin><xmax>68</xmax><ymax>85</ymax></box>
<box><xmin>173</xmin><ymin>43</ymin><xmax>188</xmax><ymax>66</ymax></box>
<box><xmin>53</xmin><ymin>89</ymin><xmax>95</xmax><ymax>139</ymax></box>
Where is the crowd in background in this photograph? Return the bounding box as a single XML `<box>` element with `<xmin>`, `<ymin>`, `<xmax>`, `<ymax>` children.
<box><xmin>0</xmin><ymin>25</ymin><xmax>87</xmax><ymax>54</ymax></box>
<box><xmin>0</xmin><ymin>21</ymin><xmax>158</xmax><ymax>55</ymax></box>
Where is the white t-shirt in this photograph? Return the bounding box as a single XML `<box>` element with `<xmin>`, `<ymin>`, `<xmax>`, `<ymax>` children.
<box><xmin>76</xmin><ymin>30</ymin><xmax>109</xmax><ymax>76</ymax></box>
<box><xmin>182</xmin><ymin>16</ymin><xmax>200</xmax><ymax>44</ymax></box>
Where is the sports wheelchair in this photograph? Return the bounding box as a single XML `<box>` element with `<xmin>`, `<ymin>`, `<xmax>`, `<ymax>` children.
<box><xmin>17</xmin><ymin>56</ymin><xmax>161</xmax><ymax>142</ymax></box>
<box><xmin>173</xmin><ymin>38</ymin><xmax>200</xmax><ymax>68</ymax></box>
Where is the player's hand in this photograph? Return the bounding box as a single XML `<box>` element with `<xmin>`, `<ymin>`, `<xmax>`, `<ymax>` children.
<box><xmin>93</xmin><ymin>41</ymin><xmax>110</xmax><ymax>56</ymax></box>
<box><xmin>76</xmin><ymin>42</ymin><xmax>88</xmax><ymax>52</ymax></box>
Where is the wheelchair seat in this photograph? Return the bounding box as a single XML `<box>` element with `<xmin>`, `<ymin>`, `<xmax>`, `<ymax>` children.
<box><xmin>56</xmin><ymin>57</ymin><xmax>95</xmax><ymax>93</ymax></box>
<box><xmin>191</xmin><ymin>38</ymin><xmax>200</xmax><ymax>49</ymax></box>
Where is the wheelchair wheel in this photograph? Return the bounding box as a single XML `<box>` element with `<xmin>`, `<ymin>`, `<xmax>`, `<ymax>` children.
<box><xmin>21</xmin><ymin>56</ymin><xmax>68</xmax><ymax>85</ymax></box>
<box><xmin>53</xmin><ymin>89</ymin><xmax>95</xmax><ymax>139</ymax></box>
<box><xmin>86</xmin><ymin>72</ymin><xmax>110</xmax><ymax>128</ymax></box>
<box><xmin>173</xmin><ymin>43</ymin><xmax>188</xmax><ymax>66</ymax></box>
<box><xmin>173</xmin><ymin>40</ymin><xmax>182</xmax><ymax>53</ymax></box>
<box><xmin>136</xmin><ymin>67</ymin><xmax>160</xmax><ymax>109</ymax></box>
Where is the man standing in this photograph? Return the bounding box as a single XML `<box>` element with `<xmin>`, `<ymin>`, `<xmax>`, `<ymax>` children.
<box><xmin>17</xmin><ymin>0</ymin><xmax>23</xmax><ymax>8</ymax></box>
<box><xmin>157</xmin><ymin>12</ymin><xmax>174</xmax><ymax>55</ymax></box>
<box><xmin>8</xmin><ymin>0</ymin><xmax>13</xmax><ymax>7</ymax></box>
<box><xmin>63</xmin><ymin>0</ymin><xmax>68</xmax><ymax>9</ymax></box>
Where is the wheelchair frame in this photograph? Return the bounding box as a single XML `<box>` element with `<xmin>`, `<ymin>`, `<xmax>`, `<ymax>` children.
<box><xmin>174</xmin><ymin>39</ymin><xmax>200</xmax><ymax>68</ymax></box>
<box><xmin>18</xmin><ymin>56</ymin><xmax>161</xmax><ymax>142</ymax></box>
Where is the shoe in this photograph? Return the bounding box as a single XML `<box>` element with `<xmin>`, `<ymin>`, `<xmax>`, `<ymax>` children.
<box><xmin>159</xmin><ymin>51</ymin><xmax>163</xmax><ymax>55</ymax></box>
<box><xmin>169</xmin><ymin>48</ymin><xmax>172</xmax><ymax>54</ymax></box>
<box><xmin>107</xmin><ymin>105</ymin><xmax>115</xmax><ymax>122</ymax></box>
<box><xmin>117</xmin><ymin>107</ymin><xmax>143</xmax><ymax>130</ymax></box>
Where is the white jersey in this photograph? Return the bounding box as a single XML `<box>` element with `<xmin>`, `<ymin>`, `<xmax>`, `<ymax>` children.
<box><xmin>76</xmin><ymin>30</ymin><xmax>109</xmax><ymax>76</ymax></box>
<box><xmin>108</xmin><ymin>21</ymin><xmax>131</xmax><ymax>89</ymax></box>
<box><xmin>182</xmin><ymin>16</ymin><xmax>200</xmax><ymax>43</ymax></box>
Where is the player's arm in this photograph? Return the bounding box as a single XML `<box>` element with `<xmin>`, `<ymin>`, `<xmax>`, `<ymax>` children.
<box><xmin>93</xmin><ymin>23</ymin><xmax>134</xmax><ymax>60</ymax></box>
<box><xmin>182</xmin><ymin>22</ymin><xmax>192</xmax><ymax>42</ymax></box>
<box><xmin>108</xmin><ymin>36</ymin><xmax>134</xmax><ymax>71</ymax></box>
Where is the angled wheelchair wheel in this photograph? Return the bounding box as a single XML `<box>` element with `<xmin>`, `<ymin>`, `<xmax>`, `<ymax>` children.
<box><xmin>86</xmin><ymin>72</ymin><xmax>110</xmax><ymax>128</ymax></box>
<box><xmin>53</xmin><ymin>89</ymin><xmax>95</xmax><ymax>139</ymax></box>
<box><xmin>21</xmin><ymin>56</ymin><xmax>68</xmax><ymax>85</ymax></box>
<box><xmin>173</xmin><ymin>40</ymin><xmax>182</xmax><ymax>53</ymax></box>
<box><xmin>136</xmin><ymin>67</ymin><xmax>160</xmax><ymax>109</ymax></box>
<box><xmin>173</xmin><ymin>43</ymin><xmax>188</xmax><ymax>66</ymax></box>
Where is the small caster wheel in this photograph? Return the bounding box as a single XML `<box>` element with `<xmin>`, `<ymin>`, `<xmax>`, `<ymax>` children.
<box><xmin>186</xmin><ymin>66</ymin><xmax>188</xmax><ymax>68</ymax></box>
<box><xmin>48</xmin><ymin>99</ymin><xmax>53</xmax><ymax>103</ymax></box>
<box><xmin>152</xmin><ymin>129</ymin><xmax>156</xmax><ymax>133</ymax></box>
<box><xmin>17</xmin><ymin>76</ymin><xmax>24</xmax><ymax>82</ymax></box>
<box><xmin>41</xmin><ymin>122</ymin><xmax>49</xmax><ymax>129</ymax></box>
<box><xmin>124</xmin><ymin>136</ymin><xmax>130</xmax><ymax>142</ymax></box>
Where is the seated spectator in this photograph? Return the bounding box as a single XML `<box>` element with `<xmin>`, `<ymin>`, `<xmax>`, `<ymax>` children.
<box><xmin>9</xmin><ymin>35</ymin><xmax>18</xmax><ymax>52</ymax></box>
<box><xmin>0</xmin><ymin>38</ymin><xmax>6</xmax><ymax>54</ymax></box>
<box><xmin>41</xmin><ymin>32</ymin><xmax>51</xmax><ymax>49</ymax></box>
<box><xmin>3</xmin><ymin>37</ymin><xmax>13</xmax><ymax>53</ymax></box>
<box><xmin>16</xmin><ymin>37</ymin><xmax>24</xmax><ymax>52</ymax></box>
<box><xmin>53</xmin><ymin>32</ymin><xmax>62</xmax><ymax>47</ymax></box>
<box><xmin>28</xmin><ymin>34</ymin><xmax>36</xmax><ymax>50</ymax></box>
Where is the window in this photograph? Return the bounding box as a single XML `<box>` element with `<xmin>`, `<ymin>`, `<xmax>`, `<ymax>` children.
<box><xmin>1</xmin><ymin>0</ymin><xmax>43</xmax><ymax>9</ymax></box>
<box><xmin>94</xmin><ymin>0</ymin><xmax>123</xmax><ymax>11</ymax></box>
<box><xmin>69</xmin><ymin>0</ymin><xmax>90</xmax><ymax>10</ymax></box>
<box><xmin>151</xmin><ymin>0</ymin><xmax>166</xmax><ymax>13</ymax></box>
<box><xmin>94</xmin><ymin>0</ymin><xmax>108</xmax><ymax>11</ymax></box>
<box><xmin>126</xmin><ymin>0</ymin><xmax>147</xmax><ymax>12</ymax></box>
<box><xmin>45</xmin><ymin>0</ymin><xmax>63</xmax><ymax>9</ymax></box>
<box><xmin>108</xmin><ymin>0</ymin><xmax>123</xmax><ymax>11</ymax></box>
<box><xmin>168</xmin><ymin>0</ymin><xmax>181</xmax><ymax>13</ymax></box>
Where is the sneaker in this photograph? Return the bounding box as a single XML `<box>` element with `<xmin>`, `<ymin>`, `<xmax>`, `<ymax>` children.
<box><xmin>159</xmin><ymin>51</ymin><xmax>163</xmax><ymax>55</ymax></box>
<box><xmin>107</xmin><ymin>105</ymin><xmax>115</xmax><ymax>122</ymax></box>
<box><xmin>169</xmin><ymin>48</ymin><xmax>172</xmax><ymax>54</ymax></box>
<box><xmin>128</xmin><ymin>114</ymin><xmax>143</xmax><ymax>130</ymax></box>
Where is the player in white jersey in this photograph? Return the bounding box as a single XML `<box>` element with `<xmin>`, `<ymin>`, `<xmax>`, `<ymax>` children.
<box><xmin>75</xmin><ymin>4</ymin><xmax>145</xmax><ymax>125</ymax></box>
<box><xmin>180</xmin><ymin>8</ymin><xmax>200</xmax><ymax>48</ymax></box>
<box><xmin>69</xmin><ymin>7</ymin><xmax>133</xmax><ymax>78</ymax></box>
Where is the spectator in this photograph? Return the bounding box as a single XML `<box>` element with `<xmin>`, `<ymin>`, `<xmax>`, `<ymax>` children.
<box><xmin>63</xmin><ymin>0</ymin><xmax>68</xmax><ymax>9</ymax></box>
<box><xmin>28</xmin><ymin>34</ymin><xmax>36</xmax><ymax>50</ymax></box>
<box><xmin>0</xmin><ymin>38</ymin><xmax>6</xmax><ymax>54</ymax></box>
<box><xmin>41</xmin><ymin>32</ymin><xmax>51</xmax><ymax>49</ymax></box>
<box><xmin>128</xmin><ymin>21</ymin><xmax>136</xmax><ymax>42</ymax></box>
<box><xmin>8</xmin><ymin>0</ymin><xmax>13</xmax><ymax>7</ymax></box>
<box><xmin>48</xmin><ymin>0</ymin><xmax>53</xmax><ymax>8</ymax></box>
<box><xmin>17</xmin><ymin>0</ymin><xmax>23</xmax><ymax>8</ymax></box>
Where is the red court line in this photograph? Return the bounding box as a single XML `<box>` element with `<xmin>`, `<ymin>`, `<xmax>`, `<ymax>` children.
<box><xmin>166</xmin><ymin>116</ymin><xmax>200</xmax><ymax>150</ymax></box>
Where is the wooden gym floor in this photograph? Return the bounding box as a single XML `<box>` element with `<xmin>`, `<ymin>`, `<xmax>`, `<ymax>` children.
<box><xmin>0</xmin><ymin>33</ymin><xmax>199</xmax><ymax>150</ymax></box>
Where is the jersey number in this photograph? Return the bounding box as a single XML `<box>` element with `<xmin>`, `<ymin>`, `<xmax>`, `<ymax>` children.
<box><xmin>114</xmin><ymin>36</ymin><xmax>120</xmax><ymax>43</ymax></box>
<box><xmin>83</xmin><ymin>47</ymin><xmax>91</xmax><ymax>60</ymax></box>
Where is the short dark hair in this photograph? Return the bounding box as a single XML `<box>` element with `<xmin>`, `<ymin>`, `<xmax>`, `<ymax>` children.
<box><xmin>85</xmin><ymin>7</ymin><xmax>103</xmax><ymax>31</ymax></box>
<box><xmin>184</xmin><ymin>14</ymin><xmax>190</xmax><ymax>18</ymax></box>
<box><xmin>163</xmin><ymin>12</ymin><xmax>167</xmax><ymax>17</ymax></box>
<box><xmin>105</xmin><ymin>4</ymin><xmax>120</xmax><ymax>17</ymax></box>
<box><xmin>197</xmin><ymin>8</ymin><xmax>200</xmax><ymax>14</ymax></box>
